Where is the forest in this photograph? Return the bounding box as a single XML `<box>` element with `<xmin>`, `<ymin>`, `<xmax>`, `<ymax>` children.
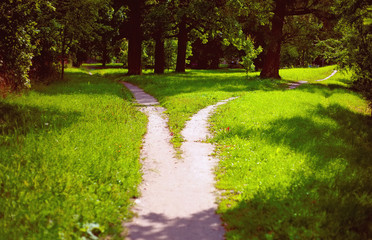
<box><xmin>0</xmin><ymin>0</ymin><xmax>371</xmax><ymax>102</ymax></box>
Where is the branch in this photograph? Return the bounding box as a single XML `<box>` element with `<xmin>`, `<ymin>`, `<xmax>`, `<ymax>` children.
<box><xmin>286</xmin><ymin>8</ymin><xmax>313</xmax><ymax>16</ymax></box>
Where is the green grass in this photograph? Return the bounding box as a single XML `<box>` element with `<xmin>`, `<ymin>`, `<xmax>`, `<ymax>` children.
<box><xmin>279</xmin><ymin>65</ymin><xmax>336</xmax><ymax>83</ymax></box>
<box><xmin>3</xmin><ymin>64</ymin><xmax>369</xmax><ymax>239</ymax></box>
<box><xmin>99</xmin><ymin>65</ymin><xmax>371</xmax><ymax>239</ymax></box>
<box><xmin>210</xmin><ymin>80</ymin><xmax>371</xmax><ymax>239</ymax></box>
<box><xmin>111</xmin><ymin>69</ymin><xmax>280</xmax><ymax>149</ymax></box>
<box><xmin>0</xmin><ymin>68</ymin><xmax>146</xmax><ymax>239</ymax></box>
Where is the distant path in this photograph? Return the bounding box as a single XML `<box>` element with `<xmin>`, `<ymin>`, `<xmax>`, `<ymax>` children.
<box><xmin>122</xmin><ymin>82</ymin><xmax>234</xmax><ymax>240</ymax></box>
<box><xmin>288</xmin><ymin>70</ymin><xmax>338</xmax><ymax>89</ymax></box>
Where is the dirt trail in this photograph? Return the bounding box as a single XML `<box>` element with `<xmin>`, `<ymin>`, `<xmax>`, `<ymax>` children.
<box><xmin>122</xmin><ymin>82</ymin><xmax>234</xmax><ymax>240</ymax></box>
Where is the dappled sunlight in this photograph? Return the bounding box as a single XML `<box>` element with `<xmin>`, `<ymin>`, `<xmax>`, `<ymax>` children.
<box><xmin>211</xmin><ymin>85</ymin><xmax>372</xmax><ymax>239</ymax></box>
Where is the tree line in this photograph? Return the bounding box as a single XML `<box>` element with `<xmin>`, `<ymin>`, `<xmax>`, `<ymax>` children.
<box><xmin>0</xmin><ymin>0</ymin><xmax>370</xmax><ymax>103</ymax></box>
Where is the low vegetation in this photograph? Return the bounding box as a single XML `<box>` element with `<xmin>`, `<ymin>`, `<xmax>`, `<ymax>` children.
<box><xmin>211</xmin><ymin>83</ymin><xmax>371</xmax><ymax>239</ymax></box>
<box><xmin>1</xmin><ymin>64</ymin><xmax>370</xmax><ymax>239</ymax></box>
<box><xmin>0</xmin><ymin>68</ymin><xmax>146</xmax><ymax>239</ymax></box>
<box><xmin>110</xmin><ymin>65</ymin><xmax>370</xmax><ymax>239</ymax></box>
<box><xmin>103</xmin><ymin>69</ymin><xmax>279</xmax><ymax>149</ymax></box>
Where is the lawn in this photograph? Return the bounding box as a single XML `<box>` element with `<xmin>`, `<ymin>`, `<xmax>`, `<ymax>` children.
<box><xmin>210</xmin><ymin>84</ymin><xmax>371</xmax><ymax>239</ymax></box>
<box><xmin>93</xmin><ymin>68</ymin><xmax>281</xmax><ymax>149</ymax></box>
<box><xmin>279</xmin><ymin>65</ymin><xmax>337</xmax><ymax>82</ymax></box>
<box><xmin>1</xmin><ymin>65</ymin><xmax>370</xmax><ymax>239</ymax></box>
<box><xmin>0</xmin><ymin>68</ymin><xmax>147</xmax><ymax>239</ymax></box>
<box><xmin>107</xmin><ymin>65</ymin><xmax>370</xmax><ymax>239</ymax></box>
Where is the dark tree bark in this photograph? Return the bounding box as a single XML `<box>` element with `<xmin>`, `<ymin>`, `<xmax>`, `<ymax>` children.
<box><xmin>154</xmin><ymin>32</ymin><xmax>165</xmax><ymax>74</ymax></box>
<box><xmin>260</xmin><ymin>0</ymin><xmax>286</xmax><ymax>79</ymax></box>
<box><xmin>102</xmin><ymin>48</ymin><xmax>109</xmax><ymax>67</ymax></box>
<box><xmin>61</xmin><ymin>28</ymin><xmax>66</xmax><ymax>80</ymax></box>
<box><xmin>127</xmin><ymin>0</ymin><xmax>143</xmax><ymax>75</ymax></box>
<box><xmin>175</xmin><ymin>18</ymin><xmax>188</xmax><ymax>73</ymax></box>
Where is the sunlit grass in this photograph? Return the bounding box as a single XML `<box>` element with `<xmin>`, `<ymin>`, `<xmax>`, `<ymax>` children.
<box><xmin>279</xmin><ymin>65</ymin><xmax>336</xmax><ymax>82</ymax></box>
<box><xmin>210</xmin><ymin>78</ymin><xmax>371</xmax><ymax>239</ymax></box>
<box><xmin>118</xmin><ymin>69</ymin><xmax>280</xmax><ymax>149</ymax></box>
<box><xmin>99</xmin><ymin>65</ymin><xmax>371</xmax><ymax>239</ymax></box>
<box><xmin>0</xmin><ymin>68</ymin><xmax>146</xmax><ymax>239</ymax></box>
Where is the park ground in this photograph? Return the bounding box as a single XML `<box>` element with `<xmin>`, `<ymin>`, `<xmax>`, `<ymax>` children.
<box><xmin>1</xmin><ymin>65</ymin><xmax>371</xmax><ymax>239</ymax></box>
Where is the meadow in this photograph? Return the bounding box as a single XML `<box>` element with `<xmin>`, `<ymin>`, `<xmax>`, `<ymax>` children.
<box><xmin>109</xmin><ymin>65</ymin><xmax>370</xmax><ymax>239</ymax></box>
<box><xmin>1</xmin><ymin>65</ymin><xmax>370</xmax><ymax>239</ymax></box>
<box><xmin>0</xmin><ymin>68</ymin><xmax>146</xmax><ymax>239</ymax></box>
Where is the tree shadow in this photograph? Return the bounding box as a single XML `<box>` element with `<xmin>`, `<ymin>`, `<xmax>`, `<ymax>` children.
<box><xmin>219</xmin><ymin>104</ymin><xmax>372</xmax><ymax>239</ymax></box>
<box><xmin>125</xmin><ymin>208</ymin><xmax>224</xmax><ymax>240</ymax></box>
<box><xmin>230</xmin><ymin>103</ymin><xmax>371</xmax><ymax>168</ymax></box>
<box><xmin>34</xmin><ymin>71</ymin><xmax>127</xmax><ymax>98</ymax></box>
<box><xmin>222</xmin><ymin>172</ymin><xmax>371</xmax><ymax>239</ymax></box>
<box><xmin>297</xmin><ymin>83</ymin><xmax>353</xmax><ymax>98</ymax></box>
<box><xmin>0</xmin><ymin>102</ymin><xmax>81</xmax><ymax>138</ymax></box>
<box><xmin>121</xmin><ymin>71</ymin><xmax>281</xmax><ymax>100</ymax></box>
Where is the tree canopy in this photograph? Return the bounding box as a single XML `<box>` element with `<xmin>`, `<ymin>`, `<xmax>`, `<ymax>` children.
<box><xmin>0</xmin><ymin>0</ymin><xmax>371</xmax><ymax>103</ymax></box>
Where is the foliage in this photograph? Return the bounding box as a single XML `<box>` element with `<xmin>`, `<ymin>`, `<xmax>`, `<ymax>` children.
<box><xmin>281</xmin><ymin>15</ymin><xmax>325</xmax><ymax>67</ymax></box>
<box><xmin>323</xmin><ymin>0</ymin><xmax>372</xmax><ymax>110</ymax></box>
<box><xmin>0</xmin><ymin>68</ymin><xmax>146</xmax><ymax>239</ymax></box>
<box><xmin>223</xmin><ymin>30</ymin><xmax>263</xmax><ymax>74</ymax></box>
<box><xmin>0</xmin><ymin>0</ymin><xmax>44</xmax><ymax>91</ymax></box>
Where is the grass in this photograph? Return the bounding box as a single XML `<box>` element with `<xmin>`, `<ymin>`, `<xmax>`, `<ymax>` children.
<box><xmin>96</xmin><ymin>68</ymin><xmax>281</xmax><ymax>149</ymax></box>
<box><xmin>96</xmin><ymin>64</ymin><xmax>371</xmax><ymax>239</ymax></box>
<box><xmin>210</xmin><ymin>85</ymin><xmax>371</xmax><ymax>239</ymax></box>
<box><xmin>0</xmin><ymin>68</ymin><xmax>147</xmax><ymax>239</ymax></box>
<box><xmin>3</xmin><ymin>64</ymin><xmax>369</xmax><ymax>239</ymax></box>
<box><xmin>279</xmin><ymin>65</ymin><xmax>336</xmax><ymax>83</ymax></box>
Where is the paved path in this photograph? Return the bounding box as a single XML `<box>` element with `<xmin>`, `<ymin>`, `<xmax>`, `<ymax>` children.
<box><xmin>122</xmin><ymin>82</ymin><xmax>234</xmax><ymax>240</ymax></box>
<box><xmin>288</xmin><ymin>70</ymin><xmax>338</xmax><ymax>89</ymax></box>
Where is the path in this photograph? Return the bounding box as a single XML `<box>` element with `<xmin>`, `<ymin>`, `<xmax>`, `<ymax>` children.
<box><xmin>122</xmin><ymin>82</ymin><xmax>234</xmax><ymax>240</ymax></box>
<box><xmin>288</xmin><ymin>70</ymin><xmax>338</xmax><ymax>89</ymax></box>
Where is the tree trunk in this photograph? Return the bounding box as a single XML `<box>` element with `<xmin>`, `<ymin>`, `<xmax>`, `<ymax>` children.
<box><xmin>154</xmin><ymin>32</ymin><xmax>165</xmax><ymax>74</ymax></box>
<box><xmin>176</xmin><ymin>18</ymin><xmax>188</xmax><ymax>73</ymax></box>
<box><xmin>127</xmin><ymin>0</ymin><xmax>143</xmax><ymax>75</ymax></box>
<box><xmin>102</xmin><ymin>46</ymin><xmax>108</xmax><ymax>67</ymax></box>
<box><xmin>61</xmin><ymin>28</ymin><xmax>66</xmax><ymax>80</ymax></box>
<box><xmin>260</xmin><ymin>0</ymin><xmax>286</xmax><ymax>79</ymax></box>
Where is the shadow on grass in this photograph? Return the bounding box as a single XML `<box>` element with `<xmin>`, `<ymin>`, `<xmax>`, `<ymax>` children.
<box><xmin>126</xmin><ymin>208</ymin><xmax>223</xmax><ymax>240</ymax></box>
<box><xmin>264</xmin><ymin>104</ymin><xmax>371</xmax><ymax>167</ymax></box>
<box><xmin>297</xmin><ymin>83</ymin><xmax>352</xmax><ymax>97</ymax></box>
<box><xmin>34</xmin><ymin>71</ymin><xmax>127</xmax><ymax>99</ymax></box>
<box><xmin>121</xmin><ymin>71</ymin><xmax>281</xmax><ymax>99</ymax></box>
<box><xmin>223</xmin><ymin>171</ymin><xmax>371</xmax><ymax>239</ymax></box>
<box><xmin>0</xmin><ymin>102</ymin><xmax>81</xmax><ymax>137</ymax></box>
<box><xmin>220</xmin><ymin>104</ymin><xmax>372</xmax><ymax>239</ymax></box>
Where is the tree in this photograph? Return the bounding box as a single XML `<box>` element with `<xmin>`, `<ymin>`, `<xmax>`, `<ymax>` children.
<box><xmin>280</xmin><ymin>14</ymin><xmax>325</xmax><ymax>67</ymax></box>
<box><xmin>326</xmin><ymin>0</ymin><xmax>372</xmax><ymax>112</ymax></box>
<box><xmin>126</xmin><ymin>0</ymin><xmax>145</xmax><ymax>75</ymax></box>
<box><xmin>143</xmin><ymin>0</ymin><xmax>172</xmax><ymax>74</ymax></box>
<box><xmin>259</xmin><ymin>0</ymin><xmax>334</xmax><ymax>79</ymax></box>
<box><xmin>173</xmin><ymin>0</ymin><xmax>226</xmax><ymax>73</ymax></box>
<box><xmin>0</xmin><ymin>0</ymin><xmax>43</xmax><ymax>91</ymax></box>
<box><xmin>52</xmin><ymin>0</ymin><xmax>103</xmax><ymax>79</ymax></box>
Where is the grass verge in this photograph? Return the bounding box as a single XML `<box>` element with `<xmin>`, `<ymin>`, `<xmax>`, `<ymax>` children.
<box><xmin>210</xmin><ymin>76</ymin><xmax>371</xmax><ymax>239</ymax></box>
<box><xmin>0</xmin><ymin>68</ymin><xmax>146</xmax><ymax>239</ymax></box>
